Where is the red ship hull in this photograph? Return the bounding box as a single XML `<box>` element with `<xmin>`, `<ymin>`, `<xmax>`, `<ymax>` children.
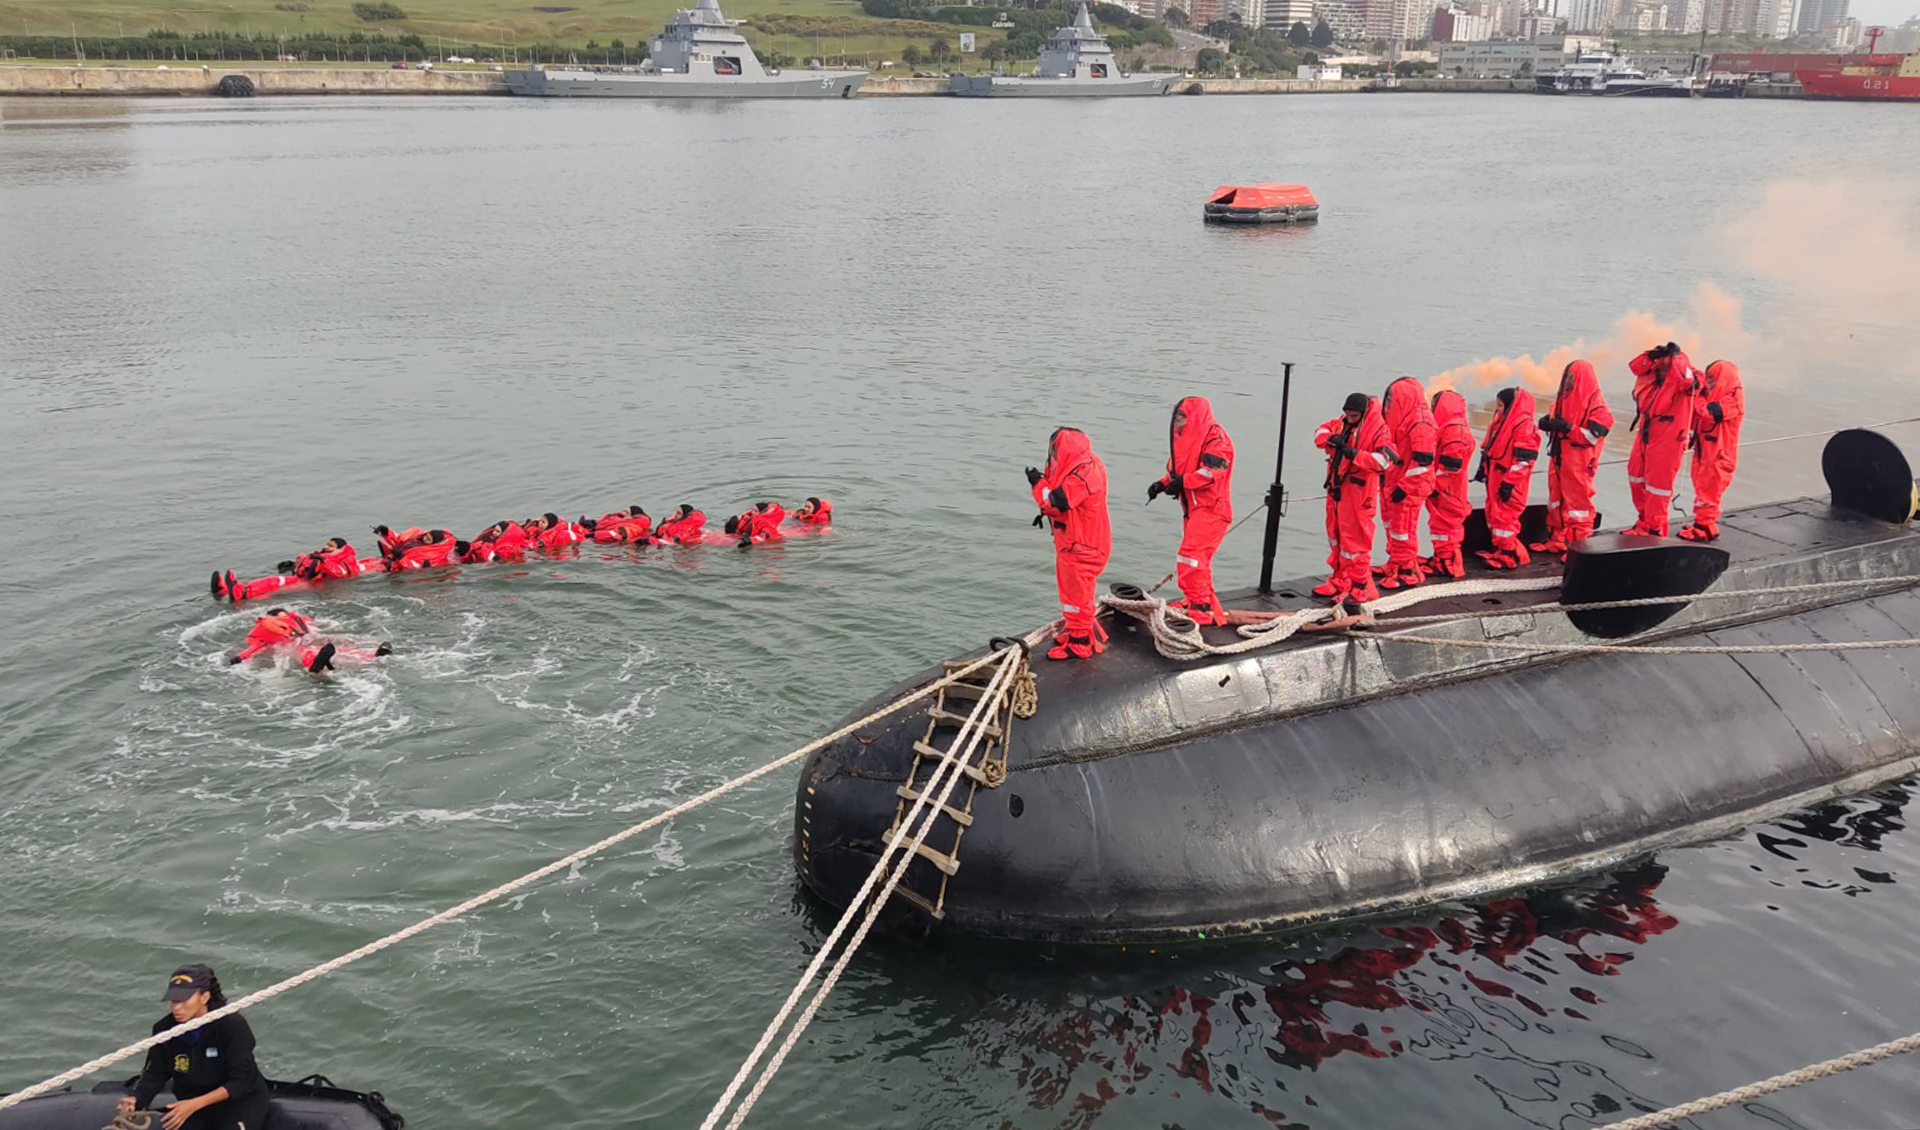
<box><xmin>1797</xmin><ymin>69</ymin><xmax>1920</xmax><ymax>100</ymax></box>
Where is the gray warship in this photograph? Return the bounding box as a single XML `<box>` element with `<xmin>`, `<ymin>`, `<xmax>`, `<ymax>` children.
<box><xmin>505</xmin><ymin>0</ymin><xmax>867</xmax><ymax>99</ymax></box>
<box><xmin>949</xmin><ymin>4</ymin><xmax>1176</xmax><ymax>97</ymax></box>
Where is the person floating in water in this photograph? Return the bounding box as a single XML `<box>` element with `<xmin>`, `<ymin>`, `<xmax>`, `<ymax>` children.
<box><xmin>790</xmin><ymin>497</ymin><xmax>833</xmax><ymax>525</ymax></box>
<box><xmin>229</xmin><ymin>608</ymin><xmax>389</xmax><ymax>673</ymax></box>
<box><xmin>1147</xmin><ymin>396</ymin><xmax>1234</xmax><ymax>625</ymax></box>
<box><xmin>583</xmin><ymin>506</ymin><xmax>653</xmax><ymax>544</ymax></box>
<box><xmin>121</xmin><ymin>964</ymin><xmax>268</xmax><ymax>1130</ymax></box>
<box><xmin>727</xmin><ymin>501</ymin><xmax>787</xmax><ymax>546</ymax></box>
<box><xmin>1029</xmin><ymin>427</ymin><xmax>1111</xmax><ymax>661</ymax></box>
<box><xmin>651</xmin><ymin>505</ymin><xmax>707</xmax><ymax>545</ymax></box>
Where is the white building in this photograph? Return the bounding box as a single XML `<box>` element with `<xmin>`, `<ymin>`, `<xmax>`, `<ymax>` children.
<box><xmin>1297</xmin><ymin>61</ymin><xmax>1344</xmax><ymax>74</ymax></box>
<box><xmin>1263</xmin><ymin>0</ymin><xmax>1318</xmax><ymax>31</ymax></box>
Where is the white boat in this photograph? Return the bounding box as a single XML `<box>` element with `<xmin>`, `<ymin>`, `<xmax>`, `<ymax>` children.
<box><xmin>1535</xmin><ymin>50</ymin><xmax>1698</xmax><ymax>97</ymax></box>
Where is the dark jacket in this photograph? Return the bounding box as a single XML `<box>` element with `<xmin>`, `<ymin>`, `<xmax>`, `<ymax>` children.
<box><xmin>132</xmin><ymin>1013</ymin><xmax>265</xmax><ymax>1109</ymax></box>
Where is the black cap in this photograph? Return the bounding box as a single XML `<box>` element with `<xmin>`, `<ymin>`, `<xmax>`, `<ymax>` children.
<box><xmin>1343</xmin><ymin>393</ymin><xmax>1369</xmax><ymax>414</ymax></box>
<box><xmin>163</xmin><ymin>964</ymin><xmax>214</xmax><ymax>1002</ymax></box>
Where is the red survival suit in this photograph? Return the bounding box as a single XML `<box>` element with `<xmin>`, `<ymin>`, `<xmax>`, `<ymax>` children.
<box><xmin>1312</xmin><ymin>395</ymin><xmax>1395</xmax><ymax>603</ymax></box>
<box><xmin>791</xmin><ymin>497</ymin><xmax>834</xmax><ymax>525</ymax></box>
<box><xmin>1424</xmin><ymin>391</ymin><xmax>1476</xmax><ymax>579</ymax></box>
<box><xmin>731</xmin><ymin>502</ymin><xmax>787</xmax><ymax>545</ymax></box>
<box><xmin>1533</xmin><ymin>359</ymin><xmax>1615</xmax><ymax>557</ymax></box>
<box><xmin>1475</xmin><ymin>388</ymin><xmax>1541</xmax><ymax>570</ymax></box>
<box><xmin>230</xmin><ymin>609</ymin><xmax>313</xmax><ymax>664</ymax></box>
<box><xmin>1033</xmin><ymin>428</ymin><xmax>1111</xmax><ymax>661</ymax></box>
<box><xmin>1379</xmin><ymin>378</ymin><xmax>1438</xmax><ymax>590</ymax></box>
<box><xmin>388</xmin><ymin>529</ymin><xmax>458</xmax><ymax>571</ymax></box>
<box><xmin>652</xmin><ymin>506</ymin><xmax>706</xmax><ymax>544</ymax></box>
<box><xmin>588</xmin><ymin>508</ymin><xmax>653</xmax><ymax>544</ymax></box>
<box><xmin>1151</xmin><ymin>396</ymin><xmax>1234</xmax><ymax>626</ymax></box>
<box><xmin>1626</xmin><ymin>343</ymin><xmax>1698</xmax><ymax>537</ymax></box>
<box><xmin>1680</xmin><ymin>360</ymin><xmax>1745</xmax><ymax>541</ymax></box>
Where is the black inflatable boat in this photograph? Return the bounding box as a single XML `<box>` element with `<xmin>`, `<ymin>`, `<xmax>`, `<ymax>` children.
<box><xmin>796</xmin><ymin>430</ymin><xmax>1920</xmax><ymax>942</ymax></box>
<box><xmin>0</xmin><ymin>1076</ymin><xmax>403</xmax><ymax>1130</ymax></box>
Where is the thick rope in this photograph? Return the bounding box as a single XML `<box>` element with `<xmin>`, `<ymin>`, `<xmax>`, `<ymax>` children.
<box><xmin>103</xmin><ymin>1113</ymin><xmax>156</xmax><ymax>1130</ymax></box>
<box><xmin>1363</xmin><ymin>632</ymin><xmax>1920</xmax><ymax>656</ymax></box>
<box><xmin>1105</xmin><ymin>577</ymin><xmax>1558</xmax><ymax>661</ymax></box>
<box><xmin>1600</xmin><ymin>1028</ymin><xmax>1920</xmax><ymax>1130</ymax></box>
<box><xmin>1376</xmin><ymin>573</ymin><xmax>1920</xmax><ymax>627</ymax></box>
<box><xmin>0</xmin><ymin>643</ymin><xmax>1025</xmax><ymax>1115</ymax></box>
<box><xmin>705</xmin><ymin>649</ymin><xmax>1026</xmax><ymax>1130</ymax></box>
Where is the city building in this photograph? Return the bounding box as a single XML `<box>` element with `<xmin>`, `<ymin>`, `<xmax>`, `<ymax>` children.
<box><xmin>1315</xmin><ymin>0</ymin><xmax>1371</xmax><ymax>40</ymax></box>
<box><xmin>1565</xmin><ymin>0</ymin><xmax>1620</xmax><ymax>32</ymax></box>
<box><xmin>1516</xmin><ymin>12</ymin><xmax>1568</xmax><ymax>36</ymax></box>
<box><xmin>1189</xmin><ymin>0</ymin><xmax>1222</xmax><ymax>23</ymax></box>
<box><xmin>1262</xmin><ymin>0</ymin><xmax>1319</xmax><ymax>32</ymax></box>
<box><xmin>1795</xmin><ymin>0</ymin><xmax>1846</xmax><ymax>34</ymax></box>
<box><xmin>1297</xmin><ymin>61</ymin><xmax>1344</xmax><ymax>74</ymax></box>
<box><xmin>1432</xmin><ymin>3</ymin><xmax>1495</xmax><ymax>39</ymax></box>
<box><xmin>1222</xmin><ymin>0</ymin><xmax>1269</xmax><ymax>24</ymax></box>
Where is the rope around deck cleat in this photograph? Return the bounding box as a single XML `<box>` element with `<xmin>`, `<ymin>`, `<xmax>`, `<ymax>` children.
<box><xmin>0</xmin><ymin>633</ymin><xmax>1052</xmax><ymax>1116</ymax></box>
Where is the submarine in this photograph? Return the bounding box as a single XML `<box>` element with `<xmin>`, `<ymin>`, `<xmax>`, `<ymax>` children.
<box><xmin>794</xmin><ymin>425</ymin><xmax>1920</xmax><ymax>943</ymax></box>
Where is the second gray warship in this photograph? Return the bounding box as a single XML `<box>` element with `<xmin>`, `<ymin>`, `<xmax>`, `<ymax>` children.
<box><xmin>949</xmin><ymin>4</ymin><xmax>1176</xmax><ymax>97</ymax></box>
<box><xmin>506</xmin><ymin>0</ymin><xmax>867</xmax><ymax>98</ymax></box>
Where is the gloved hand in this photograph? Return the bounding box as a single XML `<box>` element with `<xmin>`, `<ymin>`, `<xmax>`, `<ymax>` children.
<box><xmin>1336</xmin><ymin>440</ymin><xmax>1357</xmax><ymax>458</ymax></box>
<box><xmin>1167</xmin><ymin>473</ymin><xmax>1184</xmax><ymax>496</ymax></box>
<box><xmin>1540</xmin><ymin>415</ymin><xmax>1571</xmax><ymax>434</ymax></box>
<box><xmin>1031</xmin><ymin>513</ymin><xmax>1046</xmax><ymax>528</ymax></box>
<box><xmin>1025</xmin><ymin>466</ymin><xmax>1043</xmax><ymax>487</ymax></box>
<box><xmin>1389</xmin><ymin>486</ymin><xmax>1406</xmax><ymax>504</ymax></box>
<box><xmin>1147</xmin><ymin>480</ymin><xmax>1165</xmax><ymax>502</ymax></box>
<box><xmin>1646</xmin><ymin>343</ymin><xmax>1671</xmax><ymax>361</ymax></box>
<box><xmin>228</xmin><ymin>654</ymin><xmax>242</xmax><ymax>665</ymax></box>
<box><xmin>1708</xmin><ymin>402</ymin><xmax>1724</xmax><ymax>424</ymax></box>
<box><xmin>1497</xmin><ymin>481</ymin><xmax>1514</xmax><ymax>503</ymax></box>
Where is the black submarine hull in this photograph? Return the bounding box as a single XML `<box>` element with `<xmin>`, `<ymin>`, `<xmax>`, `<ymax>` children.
<box><xmin>796</xmin><ymin>471</ymin><xmax>1920</xmax><ymax>943</ymax></box>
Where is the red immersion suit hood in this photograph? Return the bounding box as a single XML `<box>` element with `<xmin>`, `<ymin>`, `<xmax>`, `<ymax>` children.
<box><xmin>1703</xmin><ymin>360</ymin><xmax>1739</xmax><ymax>392</ymax></box>
<box><xmin>1430</xmin><ymin>389</ymin><xmax>1468</xmax><ymax>428</ymax></box>
<box><xmin>1382</xmin><ymin>377</ymin><xmax>1429</xmax><ymax>433</ymax></box>
<box><xmin>1168</xmin><ymin>396</ymin><xmax>1219</xmax><ymax>475</ymax></box>
<box><xmin>1485</xmin><ymin>388</ymin><xmax>1537</xmax><ymax>451</ymax></box>
<box><xmin>1047</xmin><ymin>427</ymin><xmax>1094</xmax><ymax>476</ymax></box>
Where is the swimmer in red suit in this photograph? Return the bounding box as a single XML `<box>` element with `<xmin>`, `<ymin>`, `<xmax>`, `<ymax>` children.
<box><xmin>229</xmin><ymin>609</ymin><xmax>391</xmax><ymax>672</ymax></box>
<box><xmin>651</xmin><ymin>505</ymin><xmax>706</xmax><ymax>545</ymax></box>
<box><xmin>790</xmin><ymin>497</ymin><xmax>833</xmax><ymax>526</ymax></box>
<box><xmin>386</xmin><ymin>528</ymin><xmax>458</xmax><ymax>571</ymax></box>
<box><xmin>726</xmin><ymin>501</ymin><xmax>787</xmax><ymax>546</ymax></box>
<box><xmin>583</xmin><ymin>507</ymin><xmax>653</xmax><ymax>544</ymax></box>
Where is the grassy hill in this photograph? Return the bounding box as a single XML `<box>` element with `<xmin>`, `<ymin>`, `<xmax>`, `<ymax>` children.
<box><xmin>0</xmin><ymin>0</ymin><xmax>1015</xmax><ymax>60</ymax></box>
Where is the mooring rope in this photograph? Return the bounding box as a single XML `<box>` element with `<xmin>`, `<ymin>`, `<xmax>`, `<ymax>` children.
<box><xmin>1375</xmin><ymin>573</ymin><xmax>1920</xmax><ymax>627</ymax></box>
<box><xmin>1360</xmin><ymin>632</ymin><xmax>1920</xmax><ymax>656</ymax></box>
<box><xmin>1599</xmin><ymin>1027</ymin><xmax>1920</xmax><ymax>1130</ymax></box>
<box><xmin>704</xmin><ymin>639</ymin><xmax>1037</xmax><ymax>1130</ymax></box>
<box><xmin>0</xmin><ymin>640</ymin><xmax>1034</xmax><ymax>1115</ymax></box>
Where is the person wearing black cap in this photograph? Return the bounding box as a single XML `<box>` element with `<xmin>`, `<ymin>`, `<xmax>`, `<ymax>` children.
<box><xmin>117</xmin><ymin>964</ymin><xmax>268</xmax><ymax>1130</ymax></box>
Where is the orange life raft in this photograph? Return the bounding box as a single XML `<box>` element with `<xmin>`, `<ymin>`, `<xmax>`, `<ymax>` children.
<box><xmin>1203</xmin><ymin>183</ymin><xmax>1320</xmax><ymax>224</ymax></box>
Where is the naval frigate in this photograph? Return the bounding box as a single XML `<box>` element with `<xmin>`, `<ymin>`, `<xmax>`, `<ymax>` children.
<box><xmin>949</xmin><ymin>3</ymin><xmax>1176</xmax><ymax>97</ymax></box>
<box><xmin>505</xmin><ymin>0</ymin><xmax>867</xmax><ymax>99</ymax></box>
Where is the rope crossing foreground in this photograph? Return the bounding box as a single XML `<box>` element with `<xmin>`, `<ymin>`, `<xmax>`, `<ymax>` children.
<box><xmin>0</xmin><ymin>640</ymin><xmax>1035</xmax><ymax>1116</ymax></box>
<box><xmin>1599</xmin><ymin>1027</ymin><xmax>1920</xmax><ymax>1130</ymax></box>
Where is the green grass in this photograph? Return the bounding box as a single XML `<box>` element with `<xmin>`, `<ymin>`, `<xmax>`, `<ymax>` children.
<box><xmin>0</xmin><ymin>0</ymin><xmax>1013</xmax><ymax>55</ymax></box>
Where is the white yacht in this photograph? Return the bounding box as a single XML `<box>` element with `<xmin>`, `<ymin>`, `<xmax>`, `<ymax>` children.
<box><xmin>1535</xmin><ymin>50</ymin><xmax>1697</xmax><ymax>97</ymax></box>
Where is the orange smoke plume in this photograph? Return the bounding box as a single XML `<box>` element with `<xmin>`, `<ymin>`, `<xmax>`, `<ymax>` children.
<box><xmin>1428</xmin><ymin>283</ymin><xmax>1751</xmax><ymax>396</ymax></box>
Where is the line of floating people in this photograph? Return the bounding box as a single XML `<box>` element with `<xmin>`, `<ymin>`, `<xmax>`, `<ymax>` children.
<box><xmin>1029</xmin><ymin>342</ymin><xmax>1743</xmax><ymax>660</ymax></box>
<box><xmin>208</xmin><ymin>496</ymin><xmax>835</xmax><ymax>605</ymax></box>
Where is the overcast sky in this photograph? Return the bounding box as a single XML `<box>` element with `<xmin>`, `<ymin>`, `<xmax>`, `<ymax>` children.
<box><xmin>1851</xmin><ymin>0</ymin><xmax>1919</xmax><ymax>25</ymax></box>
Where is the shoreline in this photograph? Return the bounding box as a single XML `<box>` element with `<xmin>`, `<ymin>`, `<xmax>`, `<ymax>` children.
<box><xmin>0</xmin><ymin>65</ymin><xmax>1550</xmax><ymax>98</ymax></box>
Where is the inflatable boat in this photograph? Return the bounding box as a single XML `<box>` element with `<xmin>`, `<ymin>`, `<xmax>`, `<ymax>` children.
<box><xmin>0</xmin><ymin>1075</ymin><xmax>403</xmax><ymax>1130</ymax></box>
<box><xmin>795</xmin><ymin>430</ymin><xmax>1920</xmax><ymax>943</ymax></box>
<box><xmin>1203</xmin><ymin>183</ymin><xmax>1320</xmax><ymax>224</ymax></box>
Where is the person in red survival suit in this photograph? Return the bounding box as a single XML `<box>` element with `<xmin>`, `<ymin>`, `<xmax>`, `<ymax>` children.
<box><xmin>228</xmin><ymin>609</ymin><xmax>313</xmax><ymax>664</ymax></box>
<box><xmin>1679</xmin><ymin>360</ymin><xmax>1745</xmax><ymax>542</ymax></box>
<box><xmin>1474</xmin><ymin>387</ymin><xmax>1541</xmax><ymax>570</ymax></box>
<box><xmin>373</xmin><ymin>525</ymin><xmax>427</xmax><ymax>560</ymax></box>
<box><xmin>790</xmin><ymin>497</ymin><xmax>834</xmax><ymax>525</ymax></box>
<box><xmin>1625</xmin><ymin>341</ymin><xmax>1698</xmax><ymax>537</ymax></box>
<box><xmin>532</xmin><ymin>512</ymin><xmax>587</xmax><ymax>551</ymax></box>
<box><xmin>1424</xmin><ymin>390</ymin><xmax>1476</xmax><ymax>579</ymax></box>
<box><xmin>1531</xmin><ymin>359</ymin><xmax>1615</xmax><ymax>559</ymax></box>
<box><xmin>485</xmin><ymin>519</ymin><xmax>530</xmax><ymax>559</ymax></box>
<box><xmin>583</xmin><ymin>506</ymin><xmax>653</xmax><ymax>544</ymax></box>
<box><xmin>1028</xmin><ymin>427</ymin><xmax>1111</xmax><ymax>661</ymax></box>
<box><xmin>312</xmin><ymin>538</ymin><xmax>363</xmax><ymax>580</ymax></box>
<box><xmin>1377</xmin><ymin>377</ymin><xmax>1437</xmax><ymax>591</ymax></box>
<box><xmin>1146</xmin><ymin>396</ymin><xmax>1234</xmax><ymax>626</ymax></box>
<box><xmin>1311</xmin><ymin>393</ymin><xmax>1396</xmax><ymax>604</ymax></box>
<box><xmin>213</xmin><ymin>562</ymin><xmax>308</xmax><ymax>604</ymax></box>
<box><xmin>651</xmin><ymin>505</ymin><xmax>707</xmax><ymax>545</ymax></box>
<box><xmin>725</xmin><ymin>501</ymin><xmax>787</xmax><ymax>547</ymax></box>
<box><xmin>386</xmin><ymin>528</ymin><xmax>458</xmax><ymax>570</ymax></box>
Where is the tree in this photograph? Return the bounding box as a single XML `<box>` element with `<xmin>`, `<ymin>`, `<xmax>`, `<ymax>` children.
<box><xmin>1310</xmin><ymin>18</ymin><xmax>1334</xmax><ymax>47</ymax></box>
<box><xmin>1163</xmin><ymin>5</ymin><xmax>1190</xmax><ymax>26</ymax></box>
<box><xmin>1196</xmin><ymin>45</ymin><xmax>1225</xmax><ymax>71</ymax></box>
<box><xmin>1287</xmin><ymin>20</ymin><xmax>1310</xmax><ymax>46</ymax></box>
<box><xmin>901</xmin><ymin>42</ymin><xmax>922</xmax><ymax>66</ymax></box>
<box><xmin>929</xmin><ymin>36</ymin><xmax>951</xmax><ymax>61</ymax></box>
<box><xmin>981</xmin><ymin>39</ymin><xmax>1007</xmax><ymax>62</ymax></box>
<box><xmin>610</xmin><ymin>37</ymin><xmax>623</xmax><ymax>49</ymax></box>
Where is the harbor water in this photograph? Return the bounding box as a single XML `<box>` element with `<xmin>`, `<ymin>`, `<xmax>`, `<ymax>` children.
<box><xmin>2</xmin><ymin>92</ymin><xmax>1919</xmax><ymax>1128</ymax></box>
